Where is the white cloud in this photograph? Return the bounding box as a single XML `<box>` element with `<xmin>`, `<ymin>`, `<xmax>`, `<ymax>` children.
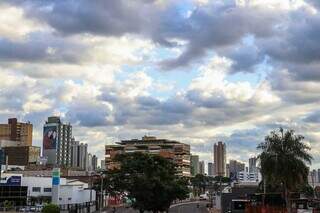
<box><xmin>0</xmin><ymin>3</ymin><xmax>45</xmax><ymax>40</ymax></box>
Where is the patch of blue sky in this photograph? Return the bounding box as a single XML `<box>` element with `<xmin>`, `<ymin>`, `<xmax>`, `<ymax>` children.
<box><xmin>226</xmin><ymin>60</ymin><xmax>271</xmax><ymax>86</ymax></box>
<box><xmin>226</xmin><ymin>72</ymin><xmax>263</xmax><ymax>87</ymax></box>
<box><xmin>175</xmin><ymin>0</ymin><xmax>195</xmax><ymax>18</ymax></box>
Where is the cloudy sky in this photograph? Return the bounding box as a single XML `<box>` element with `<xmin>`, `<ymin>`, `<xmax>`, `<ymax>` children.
<box><xmin>1</xmin><ymin>0</ymin><xmax>320</xmax><ymax>168</ymax></box>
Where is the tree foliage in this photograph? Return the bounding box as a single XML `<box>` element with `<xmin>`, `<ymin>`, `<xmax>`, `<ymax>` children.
<box><xmin>190</xmin><ymin>174</ymin><xmax>210</xmax><ymax>195</ymax></box>
<box><xmin>42</xmin><ymin>203</ymin><xmax>60</xmax><ymax>213</ymax></box>
<box><xmin>298</xmin><ymin>184</ymin><xmax>314</xmax><ymax>198</ymax></box>
<box><xmin>213</xmin><ymin>176</ymin><xmax>231</xmax><ymax>183</ymax></box>
<box><xmin>257</xmin><ymin>128</ymin><xmax>312</xmax><ymax>212</ymax></box>
<box><xmin>105</xmin><ymin>152</ymin><xmax>189</xmax><ymax>213</ymax></box>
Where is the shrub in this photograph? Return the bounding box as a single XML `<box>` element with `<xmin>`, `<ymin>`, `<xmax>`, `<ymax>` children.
<box><xmin>42</xmin><ymin>203</ymin><xmax>60</xmax><ymax>213</ymax></box>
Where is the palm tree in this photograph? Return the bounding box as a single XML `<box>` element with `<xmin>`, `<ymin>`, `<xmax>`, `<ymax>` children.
<box><xmin>257</xmin><ymin>128</ymin><xmax>312</xmax><ymax>213</ymax></box>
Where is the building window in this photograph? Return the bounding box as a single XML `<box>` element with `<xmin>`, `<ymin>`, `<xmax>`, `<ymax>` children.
<box><xmin>32</xmin><ymin>187</ymin><xmax>41</xmax><ymax>192</ymax></box>
<box><xmin>68</xmin><ymin>198</ymin><xmax>72</xmax><ymax>201</ymax></box>
<box><xmin>44</xmin><ymin>188</ymin><xmax>52</xmax><ymax>192</ymax></box>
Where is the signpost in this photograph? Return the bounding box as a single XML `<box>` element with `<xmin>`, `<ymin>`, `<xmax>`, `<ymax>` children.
<box><xmin>52</xmin><ymin>168</ymin><xmax>60</xmax><ymax>204</ymax></box>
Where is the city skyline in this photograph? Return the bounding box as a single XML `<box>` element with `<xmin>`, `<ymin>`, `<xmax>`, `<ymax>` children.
<box><xmin>1</xmin><ymin>0</ymin><xmax>320</xmax><ymax>168</ymax></box>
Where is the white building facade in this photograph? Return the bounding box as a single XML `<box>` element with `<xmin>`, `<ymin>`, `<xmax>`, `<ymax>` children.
<box><xmin>2</xmin><ymin>173</ymin><xmax>96</xmax><ymax>205</ymax></box>
<box><xmin>237</xmin><ymin>171</ymin><xmax>261</xmax><ymax>182</ymax></box>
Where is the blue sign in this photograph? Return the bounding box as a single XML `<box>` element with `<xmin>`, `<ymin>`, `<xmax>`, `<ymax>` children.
<box><xmin>52</xmin><ymin>168</ymin><xmax>60</xmax><ymax>186</ymax></box>
<box><xmin>52</xmin><ymin>177</ymin><xmax>60</xmax><ymax>185</ymax></box>
<box><xmin>0</xmin><ymin>176</ymin><xmax>21</xmax><ymax>186</ymax></box>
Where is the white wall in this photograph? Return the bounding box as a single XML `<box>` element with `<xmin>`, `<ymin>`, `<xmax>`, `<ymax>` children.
<box><xmin>4</xmin><ymin>174</ymin><xmax>96</xmax><ymax>205</ymax></box>
<box><xmin>59</xmin><ymin>184</ymin><xmax>95</xmax><ymax>205</ymax></box>
<box><xmin>22</xmin><ymin>176</ymin><xmax>67</xmax><ymax>198</ymax></box>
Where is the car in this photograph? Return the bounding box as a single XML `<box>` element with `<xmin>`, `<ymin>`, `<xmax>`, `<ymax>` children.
<box><xmin>19</xmin><ymin>207</ymin><xmax>31</xmax><ymax>212</ymax></box>
<box><xmin>35</xmin><ymin>204</ymin><xmax>44</xmax><ymax>212</ymax></box>
<box><xmin>199</xmin><ymin>194</ymin><xmax>209</xmax><ymax>200</ymax></box>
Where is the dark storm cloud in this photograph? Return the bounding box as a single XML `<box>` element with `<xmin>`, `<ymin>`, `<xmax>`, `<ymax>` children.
<box><xmin>227</xmin><ymin>42</ymin><xmax>265</xmax><ymax>73</ymax></box>
<box><xmin>306</xmin><ymin>0</ymin><xmax>320</xmax><ymax>9</ymax></box>
<box><xmin>257</xmin><ymin>9</ymin><xmax>320</xmax><ymax>82</ymax></box>
<box><xmin>136</xmin><ymin>96</ymin><xmax>161</xmax><ymax>108</ymax></box>
<box><xmin>11</xmin><ymin>0</ymin><xmax>144</xmax><ymax>36</ymax></box>
<box><xmin>303</xmin><ymin>111</ymin><xmax>320</xmax><ymax>123</ymax></box>
<box><xmin>160</xmin><ymin>3</ymin><xmax>281</xmax><ymax>69</ymax></box>
<box><xmin>65</xmin><ymin>99</ymin><xmax>110</xmax><ymax>127</ymax></box>
<box><xmin>8</xmin><ymin>0</ymin><xmax>281</xmax><ymax>69</ymax></box>
<box><xmin>0</xmin><ymin>33</ymin><xmax>86</xmax><ymax>63</ymax></box>
<box><xmin>269</xmin><ymin>70</ymin><xmax>320</xmax><ymax>104</ymax></box>
<box><xmin>98</xmin><ymin>85</ymin><xmax>279</xmax><ymax>129</ymax></box>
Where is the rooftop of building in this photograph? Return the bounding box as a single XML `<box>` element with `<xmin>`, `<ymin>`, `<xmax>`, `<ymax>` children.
<box><xmin>46</xmin><ymin>116</ymin><xmax>71</xmax><ymax>125</ymax></box>
<box><xmin>117</xmin><ymin>135</ymin><xmax>186</xmax><ymax>145</ymax></box>
<box><xmin>0</xmin><ymin>118</ymin><xmax>32</xmax><ymax>125</ymax></box>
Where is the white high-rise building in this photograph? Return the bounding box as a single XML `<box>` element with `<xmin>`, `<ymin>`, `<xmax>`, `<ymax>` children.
<box><xmin>199</xmin><ymin>161</ymin><xmax>205</xmax><ymax>175</ymax></box>
<box><xmin>213</xmin><ymin>141</ymin><xmax>226</xmax><ymax>177</ymax></box>
<box><xmin>101</xmin><ymin>160</ymin><xmax>106</xmax><ymax>170</ymax></box>
<box><xmin>229</xmin><ymin>160</ymin><xmax>245</xmax><ymax>178</ymax></box>
<box><xmin>43</xmin><ymin>116</ymin><xmax>72</xmax><ymax>166</ymax></box>
<box><xmin>238</xmin><ymin>170</ymin><xmax>260</xmax><ymax>182</ymax></box>
<box><xmin>92</xmin><ymin>155</ymin><xmax>98</xmax><ymax>171</ymax></box>
<box><xmin>71</xmin><ymin>139</ymin><xmax>88</xmax><ymax>170</ymax></box>
<box><xmin>208</xmin><ymin>162</ymin><xmax>214</xmax><ymax>176</ymax></box>
<box><xmin>249</xmin><ymin>157</ymin><xmax>257</xmax><ymax>173</ymax></box>
<box><xmin>87</xmin><ymin>153</ymin><xmax>93</xmax><ymax>171</ymax></box>
<box><xmin>190</xmin><ymin>155</ymin><xmax>199</xmax><ymax>176</ymax></box>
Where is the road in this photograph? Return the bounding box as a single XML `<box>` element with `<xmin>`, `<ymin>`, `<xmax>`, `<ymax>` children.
<box><xmin>170</xmin><ymin>201</ymin><xmax>209</xmax><ymax>213</ymax></box>
<box><xmin>102</xmin><ymin>201</ymin><xmax>209</xmax><ymax>213</ymax></box>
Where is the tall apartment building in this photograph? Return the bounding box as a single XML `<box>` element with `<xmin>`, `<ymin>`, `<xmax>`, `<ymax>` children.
<box><xmin>71</xmin><ymin>139</ymin><xmax>88</xmax><ymax>170</ymax></box>
<box><xmin>229</xmin><ymin>160</ymin><xmax>245</xmax><ymax>178</ymax></box>
<box><xmin>92</xmin><ymin>155</ymin><xmax>98</xmax><ymax>171</ymax></box>
<box><xmin>190</xmin><ymin>155</ymin><xmax>199</xmax><ymax>176</ymax></box>
<box><xmin>3</xmin><ymin>146</ymin><xmax>40</xmax><ymax>166</ymax></box>
<box><xmin>43</xmin><ymin>116</ymin><xmax>72</xmax><ymax>166</ymax></box>
<box><xmin>0</xmin><ymin>118</ymin><xmax>33</xmax><ymax>146</ymax></box>
<box><xmin>101</xmin><ymin>160</ymin><xmax>106</xmax><ymax>170</ymax></box>
<box><xmin>87</xmin><ymin>153</ymin><xmax>93</xmax><ymax>171</ymax></box>
<box><xmin>208</xmin><ymin>162</ymin><xmax>214</xmax><ymax>176</ymax></box>
<box><xmin>105</xmin><ymin>136</ymin><xmax>191</xmax><ymax>176</ymax></box>
<box><xmin>199</xmin><ymin>161</ymin><xmax>205</xmax><ymax>175</ymax></box>
<box><xmin>249</xmin><ymin>157</ymin><xmax>257</xmax><ymax>173</ymax></box>
<box><xmin>213</xmin><ymin>141</ymin><xmax>226</xmax><ymax>177</ymax></box>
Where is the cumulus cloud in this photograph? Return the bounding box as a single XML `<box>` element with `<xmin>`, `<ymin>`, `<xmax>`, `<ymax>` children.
<box><xmin>2</xmin><ymin>0</ymin><xmax>320</xmax><ymax>166</ymax></box>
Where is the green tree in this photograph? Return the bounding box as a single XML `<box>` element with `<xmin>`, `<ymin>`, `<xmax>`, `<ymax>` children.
<box><xmin>299</xmin><ymin>184</ymin><xmax>314</xmax><ymax>198</ymax></box>
<box><xmin>190</xmin><ymin>174</ymin><xmax>215</xmax><ymax>196</ymax></box>
<box><xmin>190</xmin><ymin>174</ymin><xmax>207</xmax><ymax>196</ymax></box>
<box><xmin>3</xmin><ymin>200</ymin><xmax>14</xmax><ymax>211</ymax></box>
<box><xmin>257</xmin><ymin>128</ymin><xmax>312</xmax><ymax>213</ymax></box>
<box><xmin>105</xmin><ymin>152</ymin><xmax>189</xmax><ymax>213</ymax></box>
<box><xmin>42</xmin><ymin>203</ymin><xmax>60</xmax><ymax>213</ymax></box>
<box><xmin>213</xmin><ymin>176</ymin><xmax>231</xmax><ymax>184</ymax></box>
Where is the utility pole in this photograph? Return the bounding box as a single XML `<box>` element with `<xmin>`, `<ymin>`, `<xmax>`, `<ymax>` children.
<box><xmin>100</xmin><ymin>173</ymin><xmax>106</xmax><ymax>211</ymax></box>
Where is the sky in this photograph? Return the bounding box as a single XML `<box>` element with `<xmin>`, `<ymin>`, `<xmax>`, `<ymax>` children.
<box><xmin>1</xmin><ymin>0</ymin><xmax>320</xmax><ymax>168</ymax></box>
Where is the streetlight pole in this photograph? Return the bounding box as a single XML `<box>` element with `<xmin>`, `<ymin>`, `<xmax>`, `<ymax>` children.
<box><xmin>100</xmin><ymin>173</ymin><xmax>106</xmax><ymax>211</ymax></box>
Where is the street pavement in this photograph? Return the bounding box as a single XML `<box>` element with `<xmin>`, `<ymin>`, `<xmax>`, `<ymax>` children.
<box><xmin>170</xmin><ymin>201</ymin><xmax>209</xmax><ymax>213</ymax></box>
<box><xmin>102</xmin><ymin>201</ymin><xmax>210</xmax><ymax>213</ymax></box>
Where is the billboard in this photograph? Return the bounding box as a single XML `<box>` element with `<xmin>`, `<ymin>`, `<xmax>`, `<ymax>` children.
<box><xmin>43</xmin><ymin>125</ymin><xmax>58</xmax><ymax>150</ymax></box>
